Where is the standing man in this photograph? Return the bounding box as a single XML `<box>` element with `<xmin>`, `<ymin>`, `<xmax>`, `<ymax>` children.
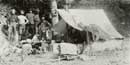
<box><xmin>34</xmin><ymin>8</ymin><xmax>41</xmax><ymax>34</ymax></box>
<box><xmin>7</xmin><ymin>8</ymin><xmax>19</xmax><ymax>46</ymax></box>
<box><xmin>39</xmin><ymin>16</ymin><xmax>52</xmax><ymax>52</ymax></box>
<box><xmin>26</xmin><ymin>10</ymin><xmax>35</xmax><ymax>36</ymax></box>
<box><xmin>39</xmin><ymin>16</ymin><xmax>51</xmax><ymax>40</ymax></box>
<box><xmin>18</xmin><ymin>10</ymin><xmax>29</xmax><ymax>40</ymax></box>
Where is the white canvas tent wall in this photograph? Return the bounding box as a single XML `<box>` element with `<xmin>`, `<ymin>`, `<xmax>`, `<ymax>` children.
<box><xmin>56</xmin><ymin>9</ymin><xmax>123</xmax><ymax>39</ymax></box>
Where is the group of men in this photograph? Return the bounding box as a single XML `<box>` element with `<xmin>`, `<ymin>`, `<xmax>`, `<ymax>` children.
<box><xmin>0</xmin><ymin>8</ymin><xmax>52</xmax><ymax>45</ymax></box>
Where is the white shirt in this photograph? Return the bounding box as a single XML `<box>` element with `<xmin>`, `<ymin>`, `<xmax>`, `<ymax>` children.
<box><xmin>18</xmin><ymin>15</ymin><xmax>28</xmax><ymax>24</ymax></box>
<box><xmin>0</xmin><ymin>16</ymin><xmax>7</xmax><ymax>25</ymax></box>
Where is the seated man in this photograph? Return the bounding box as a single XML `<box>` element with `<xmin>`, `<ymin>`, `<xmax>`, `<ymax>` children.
<box><xmin>32</xmin><ymin>34</ymin><xmax>42</xmax><ymax>54</ymax></box>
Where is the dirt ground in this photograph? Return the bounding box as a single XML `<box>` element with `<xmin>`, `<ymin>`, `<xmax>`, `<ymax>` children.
<box><xmin>0</xmin><ymin>38</ymin><xmax>130</xmax><ymax>65</ymax></box>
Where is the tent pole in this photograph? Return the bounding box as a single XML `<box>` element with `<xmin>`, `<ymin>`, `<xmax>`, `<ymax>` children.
<box><xmin>64</xmin><ymin>0</ymin><xmax>69</xmax><ymax>42</ymax></box>
<box><xmin>79</xmin><ymin>31</ymin><xmax>89</xmax><ymax>54</ymax></box>
<box><xmin>87</xmin><ymin>31</ymin><xmax>93</xmax><ymax>56</ymax></box>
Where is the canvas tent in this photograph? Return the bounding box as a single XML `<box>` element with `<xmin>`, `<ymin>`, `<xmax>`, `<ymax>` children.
<box><xmin>53</xmin><ymin>9</ymin><xmax>123</xmax><ymax>40</ymax></box>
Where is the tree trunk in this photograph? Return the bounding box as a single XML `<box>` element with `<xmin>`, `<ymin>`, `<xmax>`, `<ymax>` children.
<box><xmin>51</xmin><ymin>0</ymin><xmax>58</xmax><ymax>26</ymax></box>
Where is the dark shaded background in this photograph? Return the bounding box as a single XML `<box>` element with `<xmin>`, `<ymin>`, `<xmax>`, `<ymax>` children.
<box><xmin>0</xmin><ymin>0</ymin><xmax>130</xmax><ymax>37</ymax></box>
